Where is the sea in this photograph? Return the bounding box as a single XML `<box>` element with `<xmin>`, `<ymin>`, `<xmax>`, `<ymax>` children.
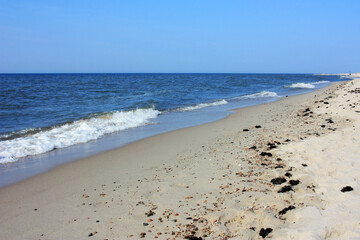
<box><xmin>0</xmin><ymin>73</ymin><xmax>349</xmax><ymax>186</ymax></box>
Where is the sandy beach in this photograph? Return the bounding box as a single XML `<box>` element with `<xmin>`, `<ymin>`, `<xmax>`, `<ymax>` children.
<box><xmin>1</xmin><ymin>76</ymin><xmax>359</xmax><ymax>240</ymax></box>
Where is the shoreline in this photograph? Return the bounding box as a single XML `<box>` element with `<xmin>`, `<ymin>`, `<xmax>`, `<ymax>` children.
<box><xmin>1</xmin><ymin>79</ymin><xmax>359</xmax><ymax>239</ymax></box>
<box><xmin>0</xmin><ymin>79</ymin><xmax>334</xmax><ymax>188</ymax></box>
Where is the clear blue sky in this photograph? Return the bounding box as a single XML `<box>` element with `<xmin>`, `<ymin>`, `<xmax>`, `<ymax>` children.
<box><xmin>0</xmin><ymin>0</ymin><xmax>359</xmax><ymax>73</ymax></box>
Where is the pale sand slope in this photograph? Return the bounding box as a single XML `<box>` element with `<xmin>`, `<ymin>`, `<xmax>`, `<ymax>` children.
<box><xmin>273</xmin><ymin>78</ymin><xmax>360</xmax><ymax>239</ymax></box>
<box><xmin>0</xmin><ymin>79</ymin><xmax>358</xmax><ymax>240</ymax></box>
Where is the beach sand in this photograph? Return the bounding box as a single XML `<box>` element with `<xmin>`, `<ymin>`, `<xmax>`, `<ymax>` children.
<box><xmin>0</xmin><ymin>77</ymin><xmax>359</xmax><ymax>239</ymax></box>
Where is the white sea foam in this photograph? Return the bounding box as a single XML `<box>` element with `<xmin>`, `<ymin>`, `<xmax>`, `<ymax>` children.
<box><xmin>285</xmin><ymin>83</ymin><xmax>316</xmax><ymax>89</ymax></box>
<box><xmin>285</xmin><ymin>81</ymin><xmax>330</xmax><ymax>89</ymax></box>
<box><xmin>243</xmin><ymin>91</ymin><xmax>280</xmax><ymax>98</ymax></box>
<box><xmin>312</xmin><ymin>80</ymin><xmax>330</xmax><ymax>84</ymax></box>
<box><xmin>0</xmin><ymin>108</ymin><xmax>160</xmax><ymax>163</ymax></box>
<box><xmin>178</xmin><ymin>99</ymin><xmax>228</xmax><ymax>111</ymax></box>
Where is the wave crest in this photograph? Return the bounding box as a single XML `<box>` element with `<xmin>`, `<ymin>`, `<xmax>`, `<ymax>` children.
<box><xmin>312</xmin><ymin>80</ymin><xmax>330</xmax><ymax>84</ymax></box>
<box><xmin>285</xmin><ymin>81</ymin><xmax>330</xmax><ymax>89</ymax></box>
<box><xmin>244</xmin><ymin>91</ymin><xmax>280</xmax><ymax>98</ymax></box>
<box><xmin>231</xmin><ymin>91</ymin><xmax>280</xmax><ymax>100</ymax></box>
<box><xmin>285</xmin><ymin>83</ymin><xmax>315</xmax><ymax>89</ymax></box>
<box><xmin>0</xmin><ymin>108</ymin><xmax>160</xmax><ymax>163</ymax></box>
<box><xmin>177</xmin><ymin>100</ymin><xmax>228</xmax><ymax>111</ymax></box>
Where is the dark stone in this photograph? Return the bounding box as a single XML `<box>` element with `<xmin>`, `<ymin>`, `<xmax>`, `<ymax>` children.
<box><xmin>250</xmin><ymin>227</ymin><xmax>256</xmax><ymax>231</ymax></box>
<box><xmin>285</xmin><ymin>139</ymin><xmax>291</xmax><ymax>142</ymax></box>
<box><xmin>243</xmin><ymin>129</ymin><xmax>249</xmax><ymax>132</ymax></box>
<box><xmin>275</xmin><ymin>165</ymin><xmax>283</xmax><ymax>169</ymax></box>
<box><xmin>185</xmin><ymin>237</ymin><xmax>203</xmax><ymax>240</ymax></box>
<box><xmin>326</xmin><ymin>118</ymin><xmax>334</xmax><ymax>123</ymax></box>
<box><xmin>278</xmin><ymin>185</ymin><xmax>293</xmax><ymax>193</ymax></box>
<box><xmin>271</xmin><ymin>177</ymin><xmax>286</xmax><ymax>185</ymax></box>
<box><xmin>255</xmin><ymin>125</ymin><xmax>262</xmax><ymax>128</ymax></box>
<box><xmin>289</xmin><ymin>180</ymin><xmax>300</xmax><ymax>186</ymax></box>
<box><xmin>321</xmin><ymin>125</ymin><xmax>326</xmax><ymax>128</ymax></box>
<box><xmin>269</xmin><ymin>145</ymin><xmax>277</xmax><ymax>149</ymax></box>
<box><xmin>259</xmin><ymin>228</ymin><xmax>273</xmax><ymax>238</ymax></box>
<box><xmin>302</xmin><ymin>164</ymin><xmax>308</xmax><ymax>167</ymax></box>
<box><xmin>260</xmin><ymin>152</ymin><xmax>272</xmax><ymax>157</ymax></box>
<box><xmin>143</xmin><ymin>223</ymin><xmax>149</xmax><ymax>226</ymax></box>
<box><xmin>324</xmin><ymin>101</ymin><xmax>329</xmax><ymax>104</ymax></box>
<box><xmin>341</xmin><ymin>186</ymin><xmax>353</xmax><ymax>192</ymax></box>
<box><xmin>279</xmin><ymin>205</ymin><xmax>296</xmax><ymax>215</ymax></box>
<box><xmin>249</xmin><ymin>146</ymin><xmax>257</xmax><ymax>150</ymax></box>
<box><xmin>276</xmin><ymin>158</ymin><xmax>282</xmax><ymax>161</ymax></box>
<box><xmin>304</xmin><ymin>108</ymin><xmax>310</xmax><ymax>112</ymax></box>
<box><xmin>34</xmin><ymin>209</ymin><xmax>38</xmax><ymax>211</ymax></box>
<box><xmin>145</xmin><ymin>210</ymin><xmax>155</xmax><ymax>217</ymax></box>
<box><xmin>284</xmin><ymin>172</ymin><xmax>292</xmax><ymax>178</ymax></box>
<box><xmin>88</xmin><ymin>233</ymin><xmax>93</xmax><ymax>237</ymax></box>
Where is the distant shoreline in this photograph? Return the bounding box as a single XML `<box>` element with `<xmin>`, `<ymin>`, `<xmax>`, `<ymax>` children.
<box><xmin>315</xmin><ymin>72</ymin><xmax>360</xmax><ymax>76</ymax></box>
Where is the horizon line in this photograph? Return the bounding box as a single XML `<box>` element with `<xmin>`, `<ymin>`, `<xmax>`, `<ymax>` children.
<box><xmin>0</xmin><ymin>72</ymin><xmax>347</xmax><ymax>75</ymax></box>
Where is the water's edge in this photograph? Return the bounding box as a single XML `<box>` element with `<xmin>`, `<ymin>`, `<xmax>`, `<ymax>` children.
<box><xmin>0</xmin><ymin>80</ymin><xmax>347</xmax><ymax>188</ymax></box>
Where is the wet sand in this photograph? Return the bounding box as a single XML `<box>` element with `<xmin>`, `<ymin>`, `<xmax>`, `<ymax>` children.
<box><xmin>0</xmin><ymin>76</ymin><xmax>359</xmax><ymax>239</ymax></box>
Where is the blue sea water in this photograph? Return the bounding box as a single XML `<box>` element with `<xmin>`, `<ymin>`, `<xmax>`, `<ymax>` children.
<box><xmin>0</xmin><ymin>73</ymin><xmax>348</xmax><ymax>186</ymax></box>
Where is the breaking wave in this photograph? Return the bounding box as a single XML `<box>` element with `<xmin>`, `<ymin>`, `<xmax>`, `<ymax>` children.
<box><xmin>177</xmin><ymin>99</ymin><xmax>228</xmax><ymax>111</ymax></box>
<box><xmin>243</xmin><ymin>91</ymin><xmax>280</xmax><ymax>98</ymax></box>
<box><xmin>285</xmin><ymin>83</ymin><xmax>315</xmax><ymax>89</ymax></box>
<box><xmin>285</xmin><ymin>81</ymin><xmax>330</xmax><ymax>89</ymax></box>
<box><xmin>231</xmin><ymin>91</ymin><xmax>281</xmax><ymax>100</ymax></box>
<box><xmin>0</xmin><ymin>108</ymin><xmax>160</xmax><ymax>163</ymax></box>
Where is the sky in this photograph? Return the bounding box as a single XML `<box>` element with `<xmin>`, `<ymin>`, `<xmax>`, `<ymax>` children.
<box><xmin>0</xmin><ymin>0</ymin><xmax>359</xmax><ymax>73</ymax></box>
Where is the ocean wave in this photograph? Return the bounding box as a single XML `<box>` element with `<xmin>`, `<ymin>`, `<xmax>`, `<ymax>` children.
<box><xmin>243</xmin><ymin>91</ymin><xmax>280</xmax><ymax>98</ymax></box>
<box><xmin>231</xmin><ymin>91</ymin><xmax>280</xmax><ymax>100</ymax></box>
<box><xmin>284</xmin><ymin>81</ymin><xmax>330</xmax><ymax>89</ymax></box>
<box><xmin>0</xmin><ymin>108</ymin><xmax>160</xmax><ymax>163</ymax></box>
<box><xmin>284</xmin><ymin>83</ymin><xmax>316</xmax><ymax>89</ymax></box>
<box><xmin>312</xmin><ymin>80</ymin><xmax>330</xmax><ymax>84</ymax></box>
<box><xmin>177</xmin><ymin>99</ymin><xmax>228</xmax><ymax>111</ymax></box>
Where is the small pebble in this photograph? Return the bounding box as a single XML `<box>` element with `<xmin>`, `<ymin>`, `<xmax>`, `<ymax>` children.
<box><xmin>341</xmin><ymin>186</ymin><xmax>353</xmax><ymax>192</ymax></box>
<box><xmin>279</xmin><ymin>205</ymin><xmax>295</xmax><ymax>215</ymax></box>
<box><xmin>278</xmin><ymin>185</ymin><xmax>293</xmax><ymax>193</ymax></box>
<box><xmin>271</xmin><ymin>177</ymin><xmax>286</xmax><ymax>185</ymax></box>
<box><xmin>289</xmin><ymin>180</ymin><xmax>300</xmax><ymax>186</ymax></box>
<box><xmin>259</xmin><ymin>228</ymin><xmax>273</xmax><ymax>238</ymax></box>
